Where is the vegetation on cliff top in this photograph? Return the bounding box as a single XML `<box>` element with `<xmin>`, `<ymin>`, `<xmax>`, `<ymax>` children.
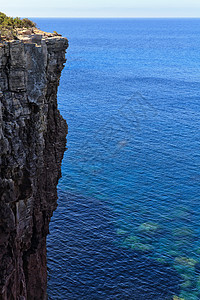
<box><xmin>0</xmin><ymin>12</ymin><xmax>36</xmax><ymax>40</ymax></box>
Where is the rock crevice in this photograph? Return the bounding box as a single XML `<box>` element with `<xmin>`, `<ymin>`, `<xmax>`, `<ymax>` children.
<box><xmin>0</xmin><ymin>34</ymin><xmax>68</xmax><ymax>299</ymax></box>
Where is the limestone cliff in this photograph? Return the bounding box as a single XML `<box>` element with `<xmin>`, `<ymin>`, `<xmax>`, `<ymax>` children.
<box><xmin>0</xmin><ymin>32</ymin><xmax>68</xmax><ymax>299</ymax></box>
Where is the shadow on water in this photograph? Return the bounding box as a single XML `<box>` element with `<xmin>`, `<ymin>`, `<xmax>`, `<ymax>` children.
<box><xmin>47</xmin><ymin>191</ymin><xmax>181</xmax><ymax>300</ymax></box>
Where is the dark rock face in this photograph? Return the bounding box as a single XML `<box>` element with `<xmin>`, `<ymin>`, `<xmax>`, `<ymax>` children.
<box><xmin>0</xmin><ymin>36</ymin><xmax>68</xmax><ymax>299</ymax></box>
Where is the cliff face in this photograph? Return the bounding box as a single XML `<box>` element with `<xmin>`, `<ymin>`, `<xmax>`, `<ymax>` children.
<box><xmin>0</xmin><ymin>35</ymin><xmax>68</xmax><ymax>299</ymax></box>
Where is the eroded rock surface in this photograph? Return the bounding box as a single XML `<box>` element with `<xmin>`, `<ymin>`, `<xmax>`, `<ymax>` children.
<box><xmin>0</xmin><ymin>33</ymin><xmax>68</xmax><ymax>299</ymax></box>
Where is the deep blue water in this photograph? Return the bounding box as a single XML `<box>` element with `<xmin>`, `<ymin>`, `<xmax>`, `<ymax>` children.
<box><xmin>34</xmin><ymin>18</ymin><xmax>200</xmax><ymax>299</ymax></box>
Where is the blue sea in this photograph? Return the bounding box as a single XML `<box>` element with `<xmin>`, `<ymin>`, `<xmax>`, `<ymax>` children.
<box><xmin>34</xmin><ymin>18</ymin><xmax>200</xmax><ymax>299</ymax></box>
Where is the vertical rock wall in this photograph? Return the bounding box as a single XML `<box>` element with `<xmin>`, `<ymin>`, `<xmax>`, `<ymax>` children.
<box><xmin>0</xmin><ymin>36</ymin><xmax>68</xmax><ymax>299</ymax></box>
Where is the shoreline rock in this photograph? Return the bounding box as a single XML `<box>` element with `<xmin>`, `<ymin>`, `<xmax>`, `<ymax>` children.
<box><xmin>0</xmin><ymin>32</ymin><xmax>68</xmax><ymax>299</ymax></box>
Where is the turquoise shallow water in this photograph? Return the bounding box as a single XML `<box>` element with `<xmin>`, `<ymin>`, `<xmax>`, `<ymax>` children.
<box><xmin>34</xmin><ymin>18</ymin><xmax>200</xmax><ymax>299</ymax></box>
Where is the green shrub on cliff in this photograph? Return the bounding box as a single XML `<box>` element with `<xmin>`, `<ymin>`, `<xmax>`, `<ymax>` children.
<box><xmin>0</xmin><ymin>12</ymin><xmax>36</xmax><ymax>40</ymax></box>
<box><xmin>0</xmin><ymin>12</ymin><xmax>35</xmax><ymax>28</ymax></box>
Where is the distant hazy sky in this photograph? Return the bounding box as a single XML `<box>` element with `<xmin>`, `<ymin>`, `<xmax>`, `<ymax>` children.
<box><xmin>1</xmin><ymin>0</ymin><xmax>200</xmax><ymax>18</ymax></box>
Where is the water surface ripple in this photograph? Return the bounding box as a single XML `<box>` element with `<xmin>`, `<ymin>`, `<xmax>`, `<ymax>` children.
<box><xmin>34</xmin><ymin>18</ymin><xmax>200</xmax><ymax>299</ymax></box>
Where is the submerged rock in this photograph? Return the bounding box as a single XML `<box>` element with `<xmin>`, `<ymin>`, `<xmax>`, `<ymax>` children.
<box><xmin>131</xmin><ymin>242</ymin><xmax>154</xmax><ymax>252</ymax></box>
<box><xmin>116</xmin><ymin>228</ymin><xmax>127</xmax><ymax>235</ymax></box>
<box><xmin>179</xmin><ymin>291</ymin><xmax>199</xmax><ymax>300</ymax></box>
<box><xmin>180</xmin><ymin>279</ymin><xmax>192</xmax><ymax>288</ymax></box>
<box><xmin>138</xmin><ymin>221</ymin><xmax>160</xmax><ymax>234</ymax></box>
<box><xmin>173</xmin><ymin>296</ymin><xmax>185</xmax><ymax>300</ymax></box>
<box><xmin>174</xmin><ymin>257</ymin><xmax>198</xmax><ymax>268</ymax></box>
<box><xmin>173</xmin><ymin>227</ymin><xmax>196</xmax><ymax>240</ymax></box>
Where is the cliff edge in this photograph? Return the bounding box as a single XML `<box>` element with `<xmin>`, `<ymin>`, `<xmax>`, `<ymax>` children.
<box><xmin>0</xmin><ymin>31</ymin><xmax>68</xmax><ymax>299</ymax></box>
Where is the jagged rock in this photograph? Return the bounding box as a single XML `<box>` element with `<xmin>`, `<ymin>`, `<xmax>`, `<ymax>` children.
<box><xmin>0</xmin><ymin>33</ymin><xmax>68</xmax><ymax>299</ymax></box>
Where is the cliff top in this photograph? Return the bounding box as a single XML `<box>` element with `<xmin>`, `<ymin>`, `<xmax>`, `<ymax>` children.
<box><xmin>0</xmin><ymin>12</ymin><xmax>64</xmax><ymax>43</ymax></box>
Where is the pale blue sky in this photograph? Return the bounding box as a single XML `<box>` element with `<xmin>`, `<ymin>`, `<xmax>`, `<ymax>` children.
<box><xmin>1</xmin><ymin>0</ymin><xmax>200</xmax><ymax>18</ymax></box>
